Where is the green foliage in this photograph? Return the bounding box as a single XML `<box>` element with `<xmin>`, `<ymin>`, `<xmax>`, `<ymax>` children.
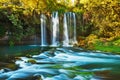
<box><xmin>94</xmin><ymin>42</ymin><xmax>120</xmax><ymax>54</ymax></box>
<box><xmin>0</xmin><ymin>0</ymin><xmax>82</xmax><ymax>42</ymax></box>
<box><xmin>0</xmin><ymin>25</ymin><xmax>6</xmax><ymax>37</ymax></box>
<box><xmin>9</xmin><ymin>40</ymin><xmax>14</xmax><ymax>47</ymax></box>
<box><xmin>113</xmin><ymin>38</ymin><xmax>120</xmax><ymax>46</ymax></box>
<box><xmin>7</xmin><ymin>13</ymin><xmax>24</xmax><ymax>40</ymax></box>
<box><xmin>78</xmin><ymin>0</ymin><xmax>120</xmax><ymax>53</ymax></box>
<box><xmin>0</xmin><ymin>0</ymin><xmax>43</xmax><ymax>42</ymax></box>
<box><xmin>0</xmin><ymin>0</ymin><xmax>120</xmax><ymax>52</ymax></box>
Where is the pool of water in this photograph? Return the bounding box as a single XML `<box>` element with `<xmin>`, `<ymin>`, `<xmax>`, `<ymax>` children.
<box><xmin>0</xmin><ymin>45</ymin><xmax>120</xmax><ymax>80</ymax></box>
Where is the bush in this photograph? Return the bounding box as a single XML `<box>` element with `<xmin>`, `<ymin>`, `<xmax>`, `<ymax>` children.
<box><xmin>0</xmin><ymin>25</ymin><xmax>6</xmax><ymax>37</ymax></box>
<box><xmin>85</xmin><ymin>34</ymin><xmax>98</xmax><ymax>45</ymax></box>
<box><xmin>113</xmin><ymin>39</ymin><xmax>120</xmax><ymax>46</ymax></box>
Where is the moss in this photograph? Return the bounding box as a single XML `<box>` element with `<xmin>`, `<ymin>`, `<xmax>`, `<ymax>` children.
<box><xmin>27</xmin><ymin>59</ymin><xmax>37</xmax><ymax>64</ymax></box>
<box><xmin>6</xmin><ymin>63</ymin><xmax>18</xmax><ymax>70</ymax></box>
<box><xmin>94</xmin><ymin>45</ymin><xmax>120</xmax><ymax>54</ymax></box>
<box><xmin>77</xmin><ymin>36</ymin><xmax>120</xmax><ymax>54</ymax></box>
<box><xmin>0</xmin><ymin>62</ymin><xmax>18</xmax><ymax>70</ymax></box>
<box><xmin>92</xmin><ymin>40</ymin><xmax>120</xmax><ymax>54</ymax></box>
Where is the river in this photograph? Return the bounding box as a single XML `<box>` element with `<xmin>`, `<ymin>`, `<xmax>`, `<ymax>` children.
<box><xmin>0</xmin><ymin>45</ymin><xmax>120</xmax><ymax>80</ymax></box>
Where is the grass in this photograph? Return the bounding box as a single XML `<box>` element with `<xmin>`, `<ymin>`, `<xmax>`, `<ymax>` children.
<box><xmin>93</xmin><ymin>42</ymin><xmax>120</xmax><ymax>54</ymax></box>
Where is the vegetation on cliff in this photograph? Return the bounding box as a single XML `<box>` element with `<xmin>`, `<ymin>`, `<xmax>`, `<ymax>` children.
<box><xmin>0</xmin><ymin>0</ymin><xmax>120</xmax><ymax>53</ymax></box>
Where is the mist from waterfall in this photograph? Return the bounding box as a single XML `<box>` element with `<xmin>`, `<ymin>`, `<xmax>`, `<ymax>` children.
<box><xmin>40</xmin><ymin>14</ymin><xmax>47</xmax><ymax>46</ymax></box>
<box><xmin>51</xmin><ymin>12</ymin><xmax>59</xmax><ymax>46</ymax></box>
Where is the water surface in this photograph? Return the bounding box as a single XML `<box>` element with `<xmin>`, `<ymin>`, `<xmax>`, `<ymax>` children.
<box><xmin>0</xmin><ymin>45</ymin><xmax>120</xmax><ymax>80</ymax></box>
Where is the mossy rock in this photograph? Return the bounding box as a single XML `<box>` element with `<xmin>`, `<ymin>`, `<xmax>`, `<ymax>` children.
<box><xmin>0</xmin><ymin>62</ymin><xmax>18</xmax><ymax>70</ymax></box>
<box><xmin>27</xmin><ymin>59</ymin><xmax>37</xmax><ymax>64</ymax></box>
<box><xmin>6</xmin><ymin>63</ymin><xmax>18</xmax><ymax>70</ymax></box>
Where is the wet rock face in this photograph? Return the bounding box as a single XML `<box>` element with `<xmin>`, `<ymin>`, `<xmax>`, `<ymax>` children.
<box><xmin>0</xmin><ymin>47</ymin><xmax>120</xmax><ymax>80</ymax></box>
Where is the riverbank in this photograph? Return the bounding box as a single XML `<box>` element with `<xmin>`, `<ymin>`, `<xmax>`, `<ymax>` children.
<box><xmin>91</xmin><ymin>42</ymin><xmax>120</xmax><ymax>54</ymax></box>
<box><xmin>77</xmin><ymin>35</ymin><xmax>120</xmax><ymax>54</ymax></box>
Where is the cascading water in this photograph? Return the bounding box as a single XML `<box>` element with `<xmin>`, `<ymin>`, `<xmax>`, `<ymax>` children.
<box><xmin>51</xmin><ymin>12</ymin><xmax>59</xmax><ymax>46</ymax></box>
<box><xmin>73</xmin><ymin>13</ymin><xmax>77</xmax><ymax>44</ymax></box>
<box><xmin>63</xmin><ymin>13</ymin><xmax>69</xmax><ymax>46</ymax></box>
<box><xmin>1</xmin><ymin>47</ymin><xmax>120</xmax><ymax>80</ymax></box>
<box><xmin>63</xmin><ymin>12</ymin><xmax>77</xmax><ymax>46</ymax></box>
<box><xmin>40</xmin><ymin>14</ymin><xmax>47</xmax><ymax>46</ymax></box>
<box><xmin>40</xmin><ymin>12</ymin><xmax>77</xmax><ymax>47</ymax></box>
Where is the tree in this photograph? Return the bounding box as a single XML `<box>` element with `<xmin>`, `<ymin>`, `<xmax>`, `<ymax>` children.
<box><xmin>83</xmin><ymin>0</ymin><xmax>120</xmax><ymax>40</ymax></box>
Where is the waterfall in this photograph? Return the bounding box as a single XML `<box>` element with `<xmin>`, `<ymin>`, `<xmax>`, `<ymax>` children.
<box><xmin>73</xmin><ymin>13</ymin><xmax>77</xmax><ymax>44</ymax></box>
<box><xmin>51</xmin><ymin>12</ymin><xmax>59</xmax><ymax>46</ymax></box>
<box><xmin>63</xmin><ymin>12</ymin><xmax>77</xmax><ymax>46</ymax></box>
<box><xmin>40</xmin><ymin>14</ymin><xmax>47</xmax><ymax>46</ymax></box>
<box><xmin>40</xmin><ymin>12</ymin><xmax>77</xmax><ymax>47</ymax></box>
<box><xmin>63</xmin><ymin>13</ymin><xmax>69</xmax><ymax>46</ymax></box>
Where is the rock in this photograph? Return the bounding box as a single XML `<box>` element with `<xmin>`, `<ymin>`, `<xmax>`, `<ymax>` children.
<box><xmin>0</xmin><ymin>68</ymin><xmax>11</xmax><ymax>73</ymax></box>
<box><xmin>33</xmin><ymin>73</ymin><xmax>43</xmax><ymax>80</ymax></box>
<box><xmin>27</xmin><ymin>59</ymin><xmax>37</xmax><ymax>64</ymax></box>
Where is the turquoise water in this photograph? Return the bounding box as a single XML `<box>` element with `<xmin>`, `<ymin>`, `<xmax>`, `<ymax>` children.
<box><xmin>0</xmin><ymin>45</ymin><xmax>40</xmax><ymax>55</ymax></box>
<box><xmin>0</xmin><ymin>45</ymin><xmax>120</xmax><ymax>80</ymax></box>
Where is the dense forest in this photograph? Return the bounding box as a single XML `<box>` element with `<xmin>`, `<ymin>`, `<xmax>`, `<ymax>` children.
<box><xmin>0</xmin><ymin>0</ymin><xmax>120</xmax><ymax>53</ymax></box>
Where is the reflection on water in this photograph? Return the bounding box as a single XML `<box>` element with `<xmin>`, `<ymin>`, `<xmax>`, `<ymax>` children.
<box><xmin>0</xmin><ymin>45</ymin><xmax>120</xmax><ymax>80</ymax></box>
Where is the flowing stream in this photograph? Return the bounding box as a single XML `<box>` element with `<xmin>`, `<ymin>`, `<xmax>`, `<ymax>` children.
<box><xmin>0</xmin><ymin>45</ymin><xmax>120</xmax><ymax>80</ymax></box>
